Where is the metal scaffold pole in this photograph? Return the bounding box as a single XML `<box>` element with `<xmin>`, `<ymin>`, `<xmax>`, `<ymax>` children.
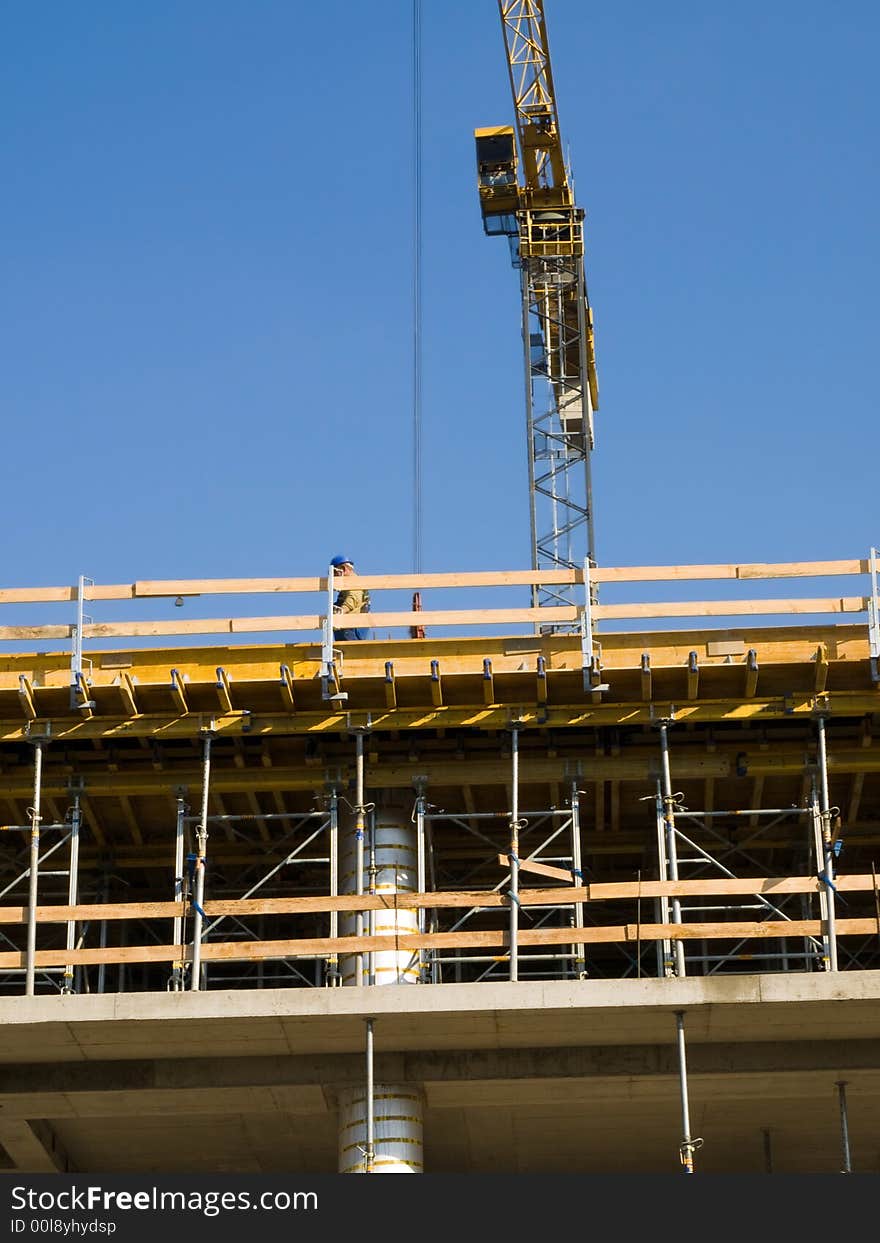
<box><xmin>658</xmin><ymin>722</ymin><xmax>686</xmax><ymax>977</ymax></box>
<box><xmin>414</xmin><ymin>782</ymin><xmax>428</xmax><ymax>981</ymax></box>
<box><xmin>836</xmin><ymin>1080</ymin><xmax>852</xmax><ymax>1173</ymax></box>
<box><xmin>190</xmin><ymin>733</ymin><xmax>213</xmax><ymax>992</ymax></box>
<box><xmin>509</xmin><ymin>726</ymin><xmax>521</xmax><ymax>981</ymax></box>
<box><xmin>328</xmin><ymin>787</ymin><xmax>339</xmax><ymax>986</ymax></box>
<box><xmin>570</xmin><ymin>781</ymin><xmax>586</xmax><ymax>978</ymax></box>
<box><xmin>171</xmin><ymin>794</ymin><xmax>187</xmax><ymax>992</ymax></box>
<box><xmin>365</xmin><ymin>1017</ymin><xmax>375</xmax><ymax>1174</ymax></box>
<box><xmin>61</xmin><ymin>792</ymin><xmax>82</xmax><ymax>996</ymax></box>
<box><xmin>355</xmin><ymin>733</ymin><xmax>366</xmax><ymax>989</ymax></box>
<box><xmin>816</xmin><ymin>715</ymin><xmax>838</xmax><ymax>971</ymax></box>
<box><xmin>675</xmin><ymin>1011</ymin><xmax>701</xmax><ymax>1173</ymax></box>
<box><xmin>25</xmin><ymin>739</ymin><xmax>45</xmax><ymax>997</ymax></box>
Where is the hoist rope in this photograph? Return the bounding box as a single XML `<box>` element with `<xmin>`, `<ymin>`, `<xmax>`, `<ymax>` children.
<box><xmin>412</xmin><ymin>0</ymin><xmax>423</xmax><ymax>575</ymax></box>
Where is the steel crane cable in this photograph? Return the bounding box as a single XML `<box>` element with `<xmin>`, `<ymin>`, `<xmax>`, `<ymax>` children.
<box><xmin>412</xmin><ymin>0</ymin><xmax>423</xmax><ymax>576</ymax></box>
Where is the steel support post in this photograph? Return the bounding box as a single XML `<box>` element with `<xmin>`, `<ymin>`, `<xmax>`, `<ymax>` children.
<box><xmin>509</xmin><ymin>726</ymin><xmax>521</xmax><ymax>981</ymax></box>
<box><xmin>659</xmin><ymin>724</ymin><xmax>686</xmax><ymax>977</ymax></box>
<box><xmin>569</xmin><ymin>781</ymin><xmax>586</xmax><ymax>977</ymax></box>
<box><xmin>328</xmin><ymin>788</ymin><xmax>339</xmax><ymax>986</ymax></box>
<box><xmin>25</xmin><ymin>740</ymin><xmax>44</xmax><ymax>997</ymax></box>
<box><xmin>675</xmin><ymin>1011</ymin><xmax>701</xmax><ymax>1173</ymax></box>
<box><xmin>354</xmin><ymin>733</ymin><xmax>366</xmax><ymax>989</ymax></box>
<box><xmin>368</xmin><ymin>808</ymin><xmax>376</xmax><ymax>986</ymax></box>
<box><xmin>836</xmin><ymin>1080</ymin><xmax>852</xmax><ymax>1173</ymax></box>
<box><xmin>365</xmin><ymin>1017</ymin><xmax>375</xmax><ymax>1174</ymax></box>
<box><xmin>61</xmin><ymin>793</ymin><xmax>81</xmax><ymax>995</ymax></box>
<box><xmin>816</xmin><ymin>716</ymin><xmax>838</xmax><ymax>971</ymax></box>
<box><xmin>762</xmin><ymin>1128</ymin><xmax>773</xmax><ymax>1174</ymax></box>
<box><xmin>97</xmin><ymin>872</ymin><xmax>109</xmax><ymax>995</ymax></box>
<box><xmin>190</xmin><ymin>733</ymin><xmax>213</xmax><ymax>992</ymax></box>
<box><xmin>171</xmin><ymin>796</ymin><xmax>186</xmax><ymax>992</ymax></box>
<box><xmin>415</xmin><ymin>783</ymin><xmax>428</xmax><ymax>981</ymax></box>
<box><xmin>653</xmin><ymin>782</ymin><xmax>673</xmax><ymax>977</ymax></box>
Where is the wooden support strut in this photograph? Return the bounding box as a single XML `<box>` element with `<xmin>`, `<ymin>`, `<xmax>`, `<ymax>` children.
<box><xmin>214</xmin><ymin>667</ymin><xmax>233</xmax><ymax>714</ymax></box>
<box><xmin>278</xmin><ymin>665</ymin><xmax>296</xmax><ymax>711</ymax></box>
<box><xmin>536</xmin><ymin>655</ymin><xmax>548</xmax><ymax>704</ymax></box>
<box><xmin>169</xmin><ymin>669</ymin><xmax>188</xmax><ymax>715</ymax></box>
<box><xmin>745</xmin><ymin>649</ymin><xmax>759</xmax><ymax>698</ymax></box>
<box><xmin>814</xmin><ymin>643</ymin><xmax>829</xmax><ymax>693</ymax></box>
<box><xmin>17</xmin><ymin>676</ymin><xmax>36</xmax><ymax>722</ymax></box>
<box><xmin>384</xmin><ymin>662</ymin><xmax>397</xmax><ymax>709</ymax></box>
<box><xmin>117</xmin><ymin>673</ymin><xmax>138</xmax><ymax>716</ymax></box>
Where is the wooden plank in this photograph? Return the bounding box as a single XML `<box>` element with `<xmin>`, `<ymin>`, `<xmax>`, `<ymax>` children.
<box><xmin>0</xmin><ymin>561</ymin><xmax>865</xmax><ymax>612</ymax></box>
<box><xmin>594</xmin><ymin>597</ymin><xmax>867</xmax><ymax>621</ymax></box>
<box><xmin>337</xmin><ymin>607</ymin><xmax>578</xmax><ymax>628</ymax></box>
<box><xmin>0</xmin><ymin>587</ymin><xmax>77</xmax><ymax>604</ymax></box>
<box><xmin>0</xmin><ymin>625</ymin><xmax>70</xmax><ymax>641</ymax></box>
<box><xmin>1</xmin><ymin>916</ymin><xmax>872</xmax><ymax>969</ymax></box>
<box><xmin>592</xmin><ymin>560</ymin><xmax>866</xmax><ymax>584</ymax></box>
<box><xmin>0</xmin><ymin>874</ymin><xmax>875</xmax><ymax>926</ymax></box>
<box><xmin>134</xmin><ymin>577</ymin><xmax>321</xmax><ymax>597</ymax></box>
<box><xmin>497</xmin><ymin>854</ymin><xmax>573</xmax><ymax>882</ymax></box>
<box><xmin>135</xmin><ymin>571</ymin><xmax>581</xmax><ymax>596</ymax></box>
<box><xmin>83</xmin><ymin>616</ymin><xmax>323</xmax><ymax>639</ymax></box>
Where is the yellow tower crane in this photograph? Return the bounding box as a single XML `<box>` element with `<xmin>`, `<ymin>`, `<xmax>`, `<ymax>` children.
<box><xmin>475</xmin><ymin>0</ymin><xmax>599</xmax><ymax>616</ymax></box>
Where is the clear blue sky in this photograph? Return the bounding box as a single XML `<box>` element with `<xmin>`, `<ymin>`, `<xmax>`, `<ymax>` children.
<box><xmin>3</xmin><ymin>1</ymin><xmax>878</xmax><ymax>591</ymax></box>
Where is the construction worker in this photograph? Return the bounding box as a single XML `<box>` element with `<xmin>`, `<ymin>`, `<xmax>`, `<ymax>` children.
<box><xmin>330</xmin><ymin>555</ymin><xmax>371</xmax><ymax>640</ymax></box>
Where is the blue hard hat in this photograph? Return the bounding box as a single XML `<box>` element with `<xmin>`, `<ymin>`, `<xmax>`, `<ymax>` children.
<box><xmin>330</xmin><ymin>554</ymin><xmax>354</xmax><ymax>567</ymax></box>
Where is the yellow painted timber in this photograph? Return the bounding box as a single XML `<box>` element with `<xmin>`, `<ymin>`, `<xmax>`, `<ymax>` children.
<box><xmin>117</xmin><ymin>673</ymin><xmax>138</xmax><ymax>716</ymax></box>
<box><xmin>0</xmin><ymin>687</ymin><xmax>876</xmax><ymax>747</ymax></box>
<box><xmin>17</xmin><ymin>677</ymin><xmax>36</xmax><ymax>721</ymax></box>
<box><xmin>815</xmin><ymin>643</ymin><xmax>829</xmax><ymax>693</ymax></box>
<box><xmin>278</xmin><ymin>665</ymin><xmax>296</xmax><ymax>710</ymax></box>
<box><xmin>215</xmin><ymin>667</ymin><xmax>233</xmax><ymax>714</ymax></box>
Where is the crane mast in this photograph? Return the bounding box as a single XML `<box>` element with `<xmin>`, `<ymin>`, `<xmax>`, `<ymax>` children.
<box><xmin>475</xmin><ymin>0</ymin><xmax>599</xmax><ymax>616</ymax></box>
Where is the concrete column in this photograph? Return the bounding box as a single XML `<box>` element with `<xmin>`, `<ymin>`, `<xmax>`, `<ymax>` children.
<box><xmin>338</xmin><ymin>804</ymin><xmax>424</xmax><ymax>1173</ymax></box>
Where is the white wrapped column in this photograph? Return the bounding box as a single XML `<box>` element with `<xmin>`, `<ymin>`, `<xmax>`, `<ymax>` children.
<box><xmin>337</xmin><ymin>1085</ymin><xmax>424</xmax><ymax>1174</ymax></box>
<box><xmin>338</xmin><ymin>805</ymin><xmax>424</xmax><ymax>1173</ymax></box>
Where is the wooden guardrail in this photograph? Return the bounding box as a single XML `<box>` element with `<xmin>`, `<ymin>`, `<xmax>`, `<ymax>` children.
<box><xmin>0</xmin><ymin>558</ymin><xmax>874</xmax><ymax>645</ymax></box>
<box><xmin>3</xmin><ymin>873</ymin><xmax>877</xmax><ymax>971</ymax></box>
